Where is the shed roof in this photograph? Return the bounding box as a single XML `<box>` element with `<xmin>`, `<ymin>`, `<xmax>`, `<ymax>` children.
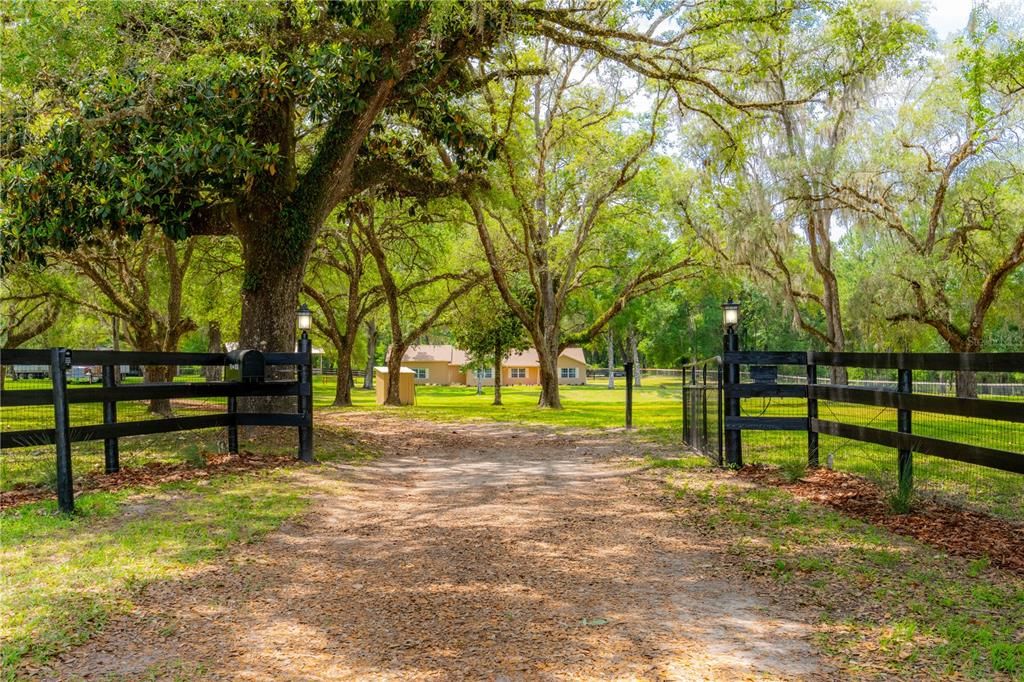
<box><xmin>374</xmin><ymin>366</ymin><xmax>415</xmax><ymax>374</ymax></box>
<box><xmin>226</xmin><ymin>341</ymin><xmax>326</xmax><ymax>354</ymax></box>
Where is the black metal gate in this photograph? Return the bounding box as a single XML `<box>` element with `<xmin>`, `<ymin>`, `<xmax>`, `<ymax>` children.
<box><xmin>681</xmin><ymin>357</ymin><xmax>722</xmax><ymax>465</ymax></box>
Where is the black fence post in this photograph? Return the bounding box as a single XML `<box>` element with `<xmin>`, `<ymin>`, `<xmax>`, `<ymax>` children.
<box><xmin>226</xmin><ymin>396</ymin><xmax>239</xmax><ymax>454</ymax></box>
<box><xmin>690</xmin><ymin>365</ymin><xmax>698</xmax><ymax>446</ymax></box>
<box><xmin>716</xmin><ymin>363</ymin><xmax>724</xmax><ymax>466</ymax></box>
<box><xmin>624</xmin><ymin>362</ymin><xmax>634</xmax><ymax>429</ymax></box>
<box><xmin>297</xmin><ymin>335</ymin><xmax>314</xmax><ymax>462</ymax></box>
<box><xmin>102</xmin><ymin>364</ymin><xmax>119</xmax><ymax>473</ymax></box>
<box><xmin>897</xmin><ymin>367</ymin><xmax>913</xmax><ymax>495</ymax></box>
<box><xmin>50</xmin><ymin>348</ymin><xmax>74</xmax><ymax>513</ymax></box>
<box><xmin>723</xmin><ymin>331</ymin><xmax>742</xmax><ymax>468</ymax></box>
<box><xmin>806</xmin><ymin>353</ymin><xmax>818</xmax><ymax>468</ymax></box>
<box><xmin>682</xmin><ymin>366</ymin><xmax>688</xmax><ymax>446</ymax></box>
<box><xmin>701</xmin><ymin>363</ymin><xmax>709</xmax><ymax>452</ymax></box>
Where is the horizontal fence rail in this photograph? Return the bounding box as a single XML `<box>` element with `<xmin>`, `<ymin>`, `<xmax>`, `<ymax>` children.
<box><xmin>1</xmin><ymin>345</ymin><xmax>315</xmax><ymax>512</ymax></box>
<box><xmin>724</xmin><ymin>351</ymin><xmax>1024</xmax><ymax>372</ymax></box>
<box><xmin>715</xmin><ymin>351</ymin><xmax>1024</xmax><ymax>490</ymax></box>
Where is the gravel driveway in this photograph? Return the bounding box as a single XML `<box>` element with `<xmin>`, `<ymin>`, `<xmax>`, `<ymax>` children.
<box><xmin>43</xmin><ymin>414</ymin><xmax>832</xmax><ymax>681</ymax></box>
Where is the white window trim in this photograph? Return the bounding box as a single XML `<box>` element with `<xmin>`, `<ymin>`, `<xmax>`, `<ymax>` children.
<box><xmin>476</xmin><ymin>368</ymin><xmax>493</xmax><ymax>379</ymax></box>
<box><xmin>560</xmin><ymin>367</ymin><xmax>577</xmax><ymax>379</ymax></box>
<box><xmin>413</xmin><ymin>367</ymin><xmax>428</xmax><ymax>379</ymax></box>
<box><xmin>510</xmin><ymin>367</ymin><xmax>527</xmax><ymax>379</ymax></box>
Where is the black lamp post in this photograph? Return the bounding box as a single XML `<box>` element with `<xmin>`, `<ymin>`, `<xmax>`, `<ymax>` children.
<box><xmin>296</xmin><ymin>303</ymin><xmax>314</xmax><ymax>462</ymax></box>
<box><xmin>722</xmin><ymin>298</ymin><xmax>742</xmax><ymax>467</ymax></box>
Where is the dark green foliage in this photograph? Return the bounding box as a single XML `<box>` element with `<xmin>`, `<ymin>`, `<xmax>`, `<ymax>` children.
<box><xmin>449</xmin><ymin>287</ymin><xmax>530</xmax><ymax>372</ymax></box>
<box><xmin>0</xmin><ymin>1</ymin><xmax>509</xmax><ymax>270</ymax></box>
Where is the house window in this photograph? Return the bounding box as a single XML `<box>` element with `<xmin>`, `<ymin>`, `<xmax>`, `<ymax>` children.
<box><xmin>476</xmin><ymin>368</ymin><xmax>493</xmax><ymax>379</ymax></box>
<box><xmin>412</xmin><ymin>368</ymin><xmax>428</xmax><ymax>380</ymax></box>
<box><xmin>560</xmin><ymin>367</ymin><xmax>577</xmax><ymax>379</ymax></box>
<box><xmin>510</xmin><ymin>368</ymin><xmax>526</xmax><ymax>379</ymax></box>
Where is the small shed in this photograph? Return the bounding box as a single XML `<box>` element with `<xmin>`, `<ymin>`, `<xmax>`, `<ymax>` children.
<box><xmin>374</xmin><ymin>366</ymin><xmax>416</xmax><ymax>405</ymax></box>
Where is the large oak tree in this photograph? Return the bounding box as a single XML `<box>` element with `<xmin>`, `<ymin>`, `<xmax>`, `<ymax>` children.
<box><xmin>462</xmin><ymin>41</ymin><xmax>697</xmax><ymax>407</ymax></box>
<box><xmin>832</xmin><ymin>8</ymin><xmax>1024</xmax><ymax>395</ymax></box>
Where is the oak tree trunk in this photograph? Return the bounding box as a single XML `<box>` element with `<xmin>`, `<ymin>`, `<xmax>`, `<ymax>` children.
<box><xmin>363</xmin><ymin>321</ymin><xmax>377</xmax><ymax>389</ymax></box>
<box><xmin>536</xmin><ymin>339</ymin><xmax>562</xmax><ymax>408</ymax></box>
<box><xmin>607</xmin><ymin>328</ymin><xmax>615</xmax><ymax>389</ymax></box>
<box><xmin>334</xmin><ymin>351</ymin><xmax>354</xmax><ymax>406</ymax></box>
<box><xmin>954</xmin><ymin>337</ymin><xmax>981</xmax><ymax>399</ymax></box>
<box><xmin>143</xmin><ymin>364</ymin><xmax>175</xmax><ymax>416</ymax></box>
<box><xmin>385</xmin><ymin>342</ymin><xmax>406</xmax><ymax>406</ymax></box>
<box><xmin>955</xmin><ymin>370</ymin><xmax>978</xmax><ymax>399</ymax></box>
<box><xmin>493</xmin><ymin>343</ymin><xmax>503</xmax><ymax>406</ymax></box>
<box><xmin>203</xmin><ymin>321</ymin><xmax>224</xmax><ymax>382</ymax></box>
<box><xmin>239</xmin><ymin>246</ymin><xmax>306</xmax><ymax>411</ymax></box>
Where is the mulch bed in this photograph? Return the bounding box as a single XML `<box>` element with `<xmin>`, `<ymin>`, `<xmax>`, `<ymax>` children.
<box><xmin>736</xmin><ymin>464</ymin><xmax>1024</xmax><ymax>574</ymax></box>
<box><xmin>0</xmin><ymin>450</ymin><xmax>298</xmax><ymax>511</ymax></box>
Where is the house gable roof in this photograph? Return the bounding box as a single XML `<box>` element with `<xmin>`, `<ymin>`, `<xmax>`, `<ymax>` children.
<box><xmin>398</xmin><ymin>344</ymin><xmax>456</xmax><ymax>363</ymax></box>
<box><xmin>503</xmin><ymin>346</ymin><xmax>586</xmax><ymax>367</ymax></box>
<box><xmin>393</xmin><ymin>344</ymin><xmax>585</xmax><ymax>368</ymax></box>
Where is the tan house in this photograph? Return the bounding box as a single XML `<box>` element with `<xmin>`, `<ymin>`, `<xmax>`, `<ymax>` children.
<box><xmin>392</xmin><ymin>344</ymin><xmax>587</xmax><ymax>386</ymax></box>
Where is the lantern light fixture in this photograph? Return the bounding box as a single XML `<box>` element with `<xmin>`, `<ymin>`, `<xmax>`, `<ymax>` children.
<box><xmin>722</xmin><ymin>298</ymin><xmax>740</xmax><ymax>332</ymax></box>
<box><xmin>297</xmin><ymin>303</ymin><xmax>313</xmax><ymax>337</ymax></box>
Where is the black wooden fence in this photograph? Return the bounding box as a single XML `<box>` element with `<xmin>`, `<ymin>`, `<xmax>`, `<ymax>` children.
<box><xmin>700</xmin><ymin>351</ymin><xmax>1024</xmax><ymax>491</ymax></box>
<box><xmin>1</xmin><ymin>346</ymin><xmax>314</xmax><ymax>512</ymax></box>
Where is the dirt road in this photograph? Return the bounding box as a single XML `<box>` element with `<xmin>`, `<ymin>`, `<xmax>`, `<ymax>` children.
<box><xmin>43</xmin><ymin>414</ymin><xmax>832</xmax><ymax>681</ymax></box>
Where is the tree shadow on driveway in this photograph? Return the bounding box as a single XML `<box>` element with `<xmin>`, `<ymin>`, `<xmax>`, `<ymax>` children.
<box><xmin>42</xmin><ymin>415</ymin><xmax>833</xmax><ymax>681</ymax></box>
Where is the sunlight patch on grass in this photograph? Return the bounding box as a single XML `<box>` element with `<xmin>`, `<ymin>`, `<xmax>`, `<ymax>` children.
<box><xmin>644</xmin><ymin>455</ymin><xmax>708</xmax><ymax>470</ymax></box>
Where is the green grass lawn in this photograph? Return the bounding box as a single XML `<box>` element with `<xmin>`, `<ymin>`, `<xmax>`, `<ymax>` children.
<box><xmin>315</xmin><ymin>378</ymin><xmax>683</xmax><ymax>437</ymax></box>
<box><xmin>732</xmin><ymin>396</ymin><xmax>1023</xmax><ymax>521</ymax></box>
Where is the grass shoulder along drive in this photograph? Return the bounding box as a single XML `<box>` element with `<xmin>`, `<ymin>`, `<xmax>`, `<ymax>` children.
<box><xmin>642</xmin><ymin>455</ymin><xmax>1024</xmax><ymax>680</ymax></box>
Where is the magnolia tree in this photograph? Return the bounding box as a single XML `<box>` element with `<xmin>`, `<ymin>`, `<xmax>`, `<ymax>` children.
<box><xmin>1</xmin><ymin>2</ymin><xmax>520</xmax><ymax>365</ymax></box>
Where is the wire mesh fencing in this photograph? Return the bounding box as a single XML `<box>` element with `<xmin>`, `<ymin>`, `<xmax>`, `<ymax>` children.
<box><xmin>723</xmin><ymin>352</ymin><xmax>1024</xmax><ymax>522</ymax></box>
<box><xmin>1</xmin><ymin>363</ymin><xmax>233</xmax><ymax>493</ymax></box>
<box><xmin>1</xmin><ymin>347</ymin><xmax>313</xmax><ymax>510</ymax></box>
